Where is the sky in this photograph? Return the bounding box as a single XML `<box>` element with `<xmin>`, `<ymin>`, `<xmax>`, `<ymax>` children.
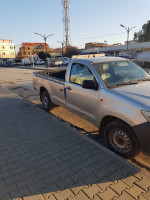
<box><xmin>0</xmin><ymin>0</ymin><xmax>150</xmax><ymax>52</ymax></box>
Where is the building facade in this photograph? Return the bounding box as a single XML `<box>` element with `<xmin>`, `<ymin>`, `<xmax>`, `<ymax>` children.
<box><xmin>17</xmin><ymin>43</ymin><xmax>51</xmax><ymax>59</ymax></box>
<box><xmin>85</xmin><ymin>42</ymin><xmax>108</xmax><ymax>50</ymax></box>
<box><xmin>0</xmin><ymin>39</ymin><xmax>15</xmax><ymax>59</ymax></box>
<box><xmin>82</xmin><ymin>42</ymin><xmax>150</xmax><ymax>57</ymax></box>
<box><xmin>97</xmin><ymin>41</ymin><xmax>150</xmax><ymax>57</ymax></box>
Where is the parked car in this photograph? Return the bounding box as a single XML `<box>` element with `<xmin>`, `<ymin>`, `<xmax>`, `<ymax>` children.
<box><xmin>33</xmin><ymin>57</ymin><xmax>150</xmax><ymax>158</ymax></box>
<box><xmin>55</xmin><ymin>58</ymin><xmax>63</xmax><ymax>66</ymax></box>
<box><xmin>62</xmin><ymin>57</ymin><xmax>71</xmax><ymax>66</ymax></box>
<box><xmin>15</xmin><ymin>62</ymin><xmax>23</xmax><ymax>66</ymax></box>
<box><xmin>0</xmin><ymin>62</ymin><xmax>3</xmax><ymax>67</ymax></box>
<box><xmin>22</xmin><ymin>59</ymin><xmax>31</xmax><ymax>66</ymax></box>
<box><xmin>133</xmin><ymin>52</ymin><xmax>150</xmax><ymax>67</ymax></box>
<box><xmin>35</xmin><ymin>59</ymin><xmax>45</xmax><ymax>65</ymax></box>
<box><xmin>4</xmin><ymin>61</ymin><xmax>14</xmax><ymax>67</ymax></box>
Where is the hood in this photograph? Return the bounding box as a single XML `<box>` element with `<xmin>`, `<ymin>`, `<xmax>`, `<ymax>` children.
<box><xmin>113</xmin><ymin>82</ymin><xmax>150</xmax><ymax>110</ymax></box>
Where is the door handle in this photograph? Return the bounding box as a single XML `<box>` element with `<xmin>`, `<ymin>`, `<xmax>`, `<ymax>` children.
<box><xmin>66</xmin><ymin>86</ymin><xmax>72</xmax><ymax>91</ymax></box>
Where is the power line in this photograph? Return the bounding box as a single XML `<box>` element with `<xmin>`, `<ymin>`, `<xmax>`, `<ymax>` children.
<box><xmin>73</xmin><ymin>29</ymin><xmax>140</xmax><ymax>40</ymax></box>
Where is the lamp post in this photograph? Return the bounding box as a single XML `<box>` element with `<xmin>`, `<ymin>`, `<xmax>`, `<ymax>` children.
<box><xmin>34</xmin><ymin>32</ymin><xmax>54</xmax><ymax>67</ymax></box>
<box><xmin>120</xmin><ymin>24</ymin><xmax>136</xmax><ymax>56</ymax></box>
<box><xmin>57</xmin><ymin>41</ymin><xmax>65</xmax><ymax>57</ymax></box>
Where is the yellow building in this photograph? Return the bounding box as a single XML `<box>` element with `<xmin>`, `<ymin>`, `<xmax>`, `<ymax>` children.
<box><xmin>0</xmin><ymin>39</ymin><xmax>15</xmax><ymax>59</ymax></box>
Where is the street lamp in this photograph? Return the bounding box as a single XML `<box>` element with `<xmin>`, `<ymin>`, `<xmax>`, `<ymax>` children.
<box><xmin>120</xmin><ymin>24</ymin><xmax>136</xmax><ymax>56</ymax></box>
<box><xmin>34</xmin><ymin>32</ymin><xmax>54</xmax><ymax>67</ymax></box>
<box><xmin>57</xmin><ymin>41</ymin><xmax>65</xmax><ymax>56</ymax></box>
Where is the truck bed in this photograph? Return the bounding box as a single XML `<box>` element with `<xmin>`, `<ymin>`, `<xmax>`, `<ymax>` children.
<box><xmin>34</xmin><ymin>68</ymin><xmax>66</xmax><ymax>82</ymax></box>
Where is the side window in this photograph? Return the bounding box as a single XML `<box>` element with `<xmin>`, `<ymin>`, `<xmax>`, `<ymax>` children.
<box><xmin>70</xmin><ymin>63</ymin><xmax>95</xmax><ymax>85</ymax></box>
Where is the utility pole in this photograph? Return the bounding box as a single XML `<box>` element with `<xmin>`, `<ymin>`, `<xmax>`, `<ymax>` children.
<box><xmin>62</xmin><ymin>0</ymin><xmax>71</xmax><ymax>47</ymax></box>
<box><xmin>120</xmin><ymin>24</ymin><xmax>136</xmax><ymax>56</ymax></box>
<box><xmin>57</xmin><ymin>41</ymin><xmax>65</xmax><ymax>56</ymax></box>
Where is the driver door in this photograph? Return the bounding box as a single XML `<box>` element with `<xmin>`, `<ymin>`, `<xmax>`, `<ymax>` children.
<box><xmin>65</xmin><ymin>63</ymin><xmax>100</xmax><ymax>124</ymax></box>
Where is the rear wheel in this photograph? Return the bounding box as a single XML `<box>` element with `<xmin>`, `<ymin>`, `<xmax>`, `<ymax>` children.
<box><xmin>41</xmin><ymin>91</ymin><xmax>53</xmax><ymax>111</ymax></box>
<box><xmin>104</xmin><ymin>120</ymin><xmax>140</xmax><ymax>158</ymax></box>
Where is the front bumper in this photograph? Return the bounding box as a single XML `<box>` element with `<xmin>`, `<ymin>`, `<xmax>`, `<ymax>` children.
<box><xmin>133</xmin><ymin>122</ymin><xmax>150</xmax><ymax>155</ymax></box>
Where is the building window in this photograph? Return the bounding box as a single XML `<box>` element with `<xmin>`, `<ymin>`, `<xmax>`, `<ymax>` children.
<box><xmin>1</xmin><ymin>46</ymin><xmax>5</xmax><ymax>49</ymax></box>
<box><xmin>10</xmin><ymin>46</ymin><xmax>14</xmax><ymax>49</ymax></box>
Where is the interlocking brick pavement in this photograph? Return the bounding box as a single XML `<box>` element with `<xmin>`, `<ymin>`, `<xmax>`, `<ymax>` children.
<box><xmin>0</xmin><ymin>85</ymin><xmax>150</xmax><ymax>200</ymax></box>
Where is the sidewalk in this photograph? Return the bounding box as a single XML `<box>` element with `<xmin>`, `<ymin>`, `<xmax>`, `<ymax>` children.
<box><xmin>0</xmin><ymin>85</ymin><xmax>150</xmax><ymax>200</ymax></box>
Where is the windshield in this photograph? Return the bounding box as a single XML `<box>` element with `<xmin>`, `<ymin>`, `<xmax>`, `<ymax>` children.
<box><xmin>93</xmin><ymin>60</ymin><xmax>150</xmax><ymax>88</ymax></box>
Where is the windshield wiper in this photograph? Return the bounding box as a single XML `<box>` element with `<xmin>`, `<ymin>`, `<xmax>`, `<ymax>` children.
<box><xmin>107</xmin><ymin>81</ymin><xmax>139</xmax><ymax>88</ymax></box>
<box><xmin>107</xmin><ymin>79</ymin><xmax>150</xmax><ymax>88</ymax></box>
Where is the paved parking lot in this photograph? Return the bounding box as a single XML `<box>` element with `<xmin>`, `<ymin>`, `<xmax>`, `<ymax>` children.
<box><xmin>1</xmin><ymin>67</ymin><xmax>150</xmax><ymax>170</ymax></box>
<box><xmin>1</xmin><ymin>85</ymin><xmax>150</xmax><ymax>200</ymax></box>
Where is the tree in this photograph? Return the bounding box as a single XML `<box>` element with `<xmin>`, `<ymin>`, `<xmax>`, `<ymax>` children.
<box><xmin>63</xmin><ymin>46</ymin><xmax>80</xmax><ymax>58</ymax></box>
<box><xmin>134</xmin><ymin>20</ymin><xmax>150</xmax><ymax>42</ymax></box>
<box><xmin>37</xmin><ymin>51</ymin><xmax>51</xmax><ymax>60</ymax></box>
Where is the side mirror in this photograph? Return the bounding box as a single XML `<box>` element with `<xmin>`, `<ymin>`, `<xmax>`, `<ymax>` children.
<box><xmin>82</xmin><ymin>80</ymin><xmax>98</xmax><ymax>90</ymax></box>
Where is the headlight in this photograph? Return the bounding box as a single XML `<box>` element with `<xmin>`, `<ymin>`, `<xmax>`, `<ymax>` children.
<box><xmin>142</xmin><ymin>111</ymin><xmax>150</xmax><ymax>122</ymax></box>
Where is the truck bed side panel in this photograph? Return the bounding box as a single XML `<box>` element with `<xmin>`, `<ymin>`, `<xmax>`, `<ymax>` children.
<box><xmin>33</xmin><ymin>72</ymin><xmax>65</xmax><ymax>106</ymax></box>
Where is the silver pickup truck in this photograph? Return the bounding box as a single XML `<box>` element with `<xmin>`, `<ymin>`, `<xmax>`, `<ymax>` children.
<box><xmin>33</xmin><ymin>57</ymin><xmax>150</xmax><ymax>158</ymax></box>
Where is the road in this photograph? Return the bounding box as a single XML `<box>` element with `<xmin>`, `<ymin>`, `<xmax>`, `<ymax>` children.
<box><xmin>1</xmin><ymin>67</ymin><xmax>150</xmax><ymax>172</ymax></box>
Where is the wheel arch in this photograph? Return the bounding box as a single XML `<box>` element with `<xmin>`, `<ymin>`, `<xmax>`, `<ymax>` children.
<box><xmin>100</xmin><ymin>116</ymin><xmax>141</xmax><ymax>157</ymax></box>
<box><xmin>40</xmin><ymin>87</ymin><xmax>48</xmax><ymax>102</ymax></box>
<box><xmin>99</xmin><ymin>115</ymin><xmax>140</xmax><ymax>144</ymax></box>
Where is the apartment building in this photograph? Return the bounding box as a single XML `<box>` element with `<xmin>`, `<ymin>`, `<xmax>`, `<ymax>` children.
<box><xmin>0</xmin><ymin>39</ymin><xmax>15</xmax><ymax>59</ymax></box>
<box><xmin>85</xmin><ymin>42</ymin><xmax>108</xmax><ymax>50</ymax></box>
<box><xmin>17</xmin><ymin>43</ymin><xmax>51</xmax><ymax>58</ymax></box>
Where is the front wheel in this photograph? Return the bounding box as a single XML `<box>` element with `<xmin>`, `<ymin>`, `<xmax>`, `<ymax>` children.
<box><xmin>104</xmin><ymin>120</ymin><xmax>140</xmax><ymax>158</ymax></box>
<box><xmin>40</xmin><ymin>91</ymin><xmax>53</xmax><ymax>111</ymax></box>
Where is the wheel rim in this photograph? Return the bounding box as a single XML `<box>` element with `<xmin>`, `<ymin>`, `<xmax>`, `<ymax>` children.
<box><xmin>109</xmin><ymin>129</ymin><xmax>131</xmax><ymax>153</ymax></box>
<box><xmin>43</xmin><ymin>96</ymin><xmax>48</xmax><ymax>108</ymax></box>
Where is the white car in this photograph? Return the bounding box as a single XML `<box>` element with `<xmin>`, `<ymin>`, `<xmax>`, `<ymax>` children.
<box><xmin>35</xmin><ymin>60</ymin><xmax>45</xmax><ymax>65</ymax></box>
<box><xmin>62</xmin><ymin>57</ymin><xmax>71</xmax><ymax>66</ymax></box>
<box><xmin>55</xmin><ymin>60</ymin><xmax>62</xmax><ymax>66</ymax></box>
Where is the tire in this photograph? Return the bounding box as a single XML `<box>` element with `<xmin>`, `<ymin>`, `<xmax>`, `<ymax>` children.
<box><xmin>104</xmin><ymin>120</ymin><xmax>140</xmax><ymax>158</ymax></box>
<box><xmin>40</xmin><ymin>91</ymin><xmax>53</xmax><ymax>111</ymax></box>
